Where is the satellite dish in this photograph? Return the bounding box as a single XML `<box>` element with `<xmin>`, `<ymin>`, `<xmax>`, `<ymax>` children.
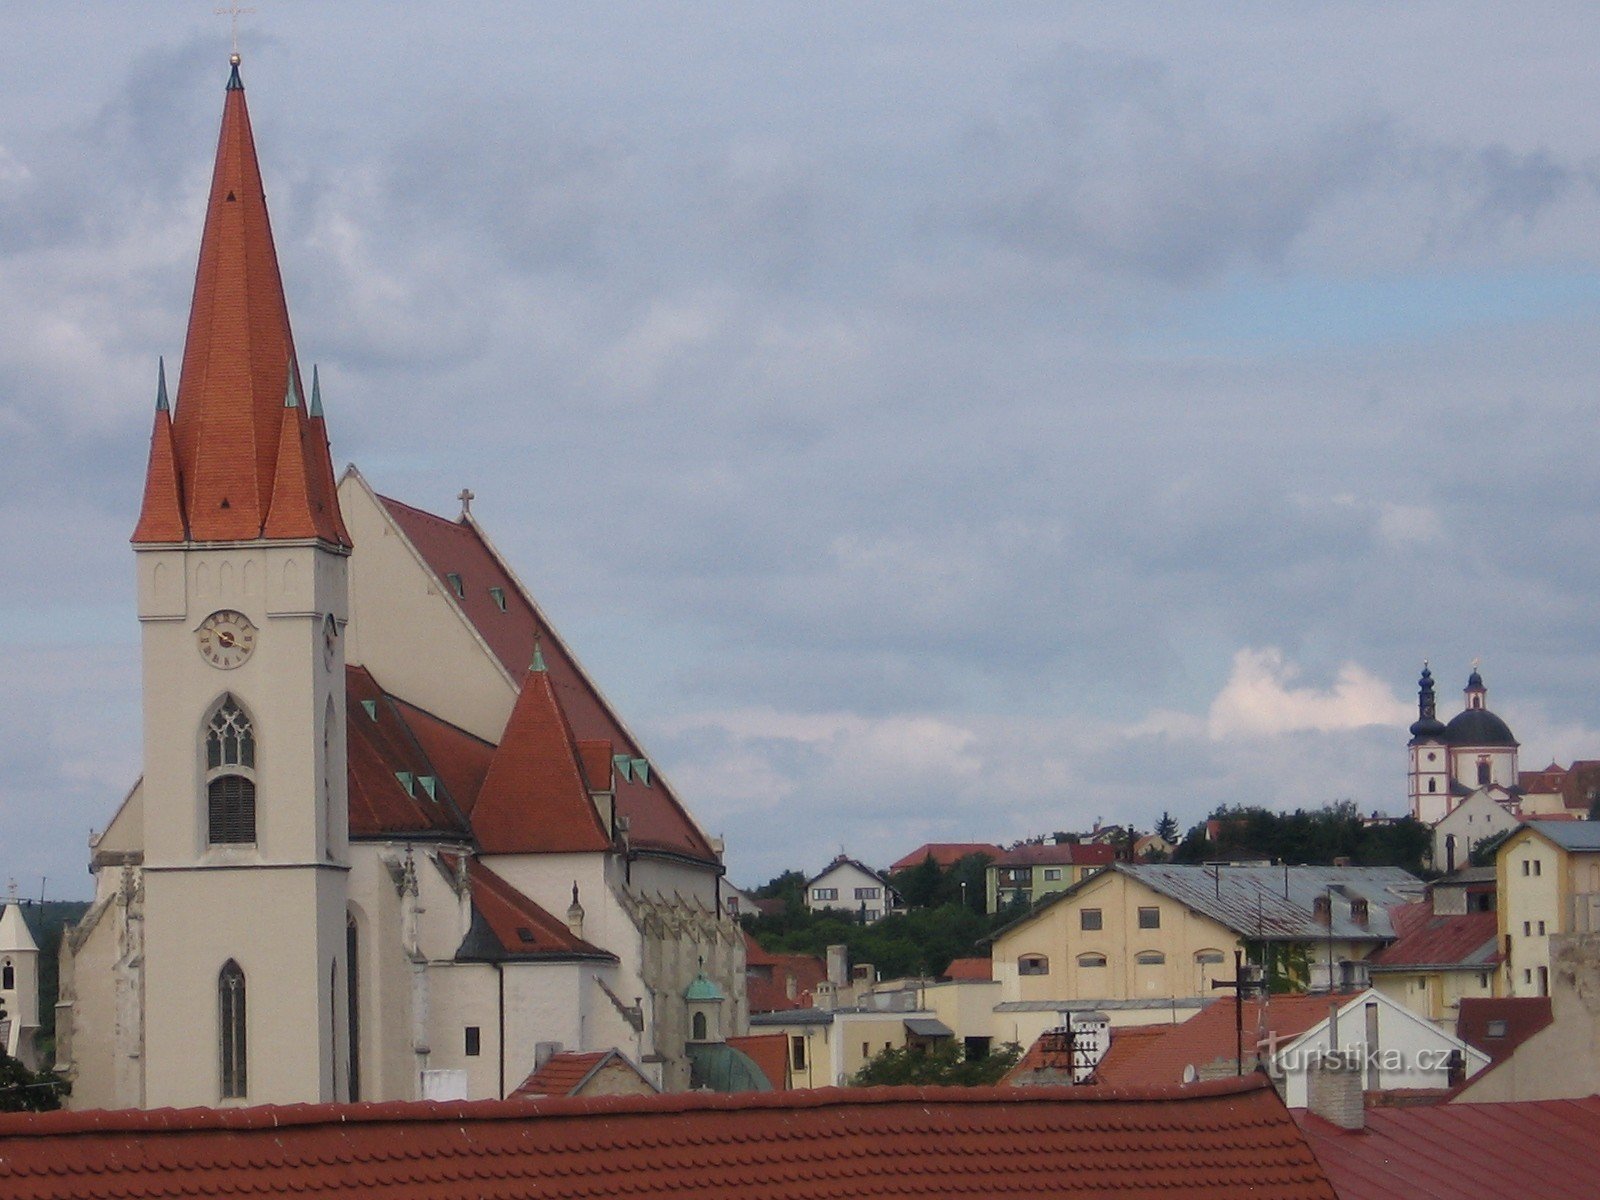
<box><xmin>1182</xmin><ymin>1064</ymin><xmax>1199</xmax><ymax>1084</ymax></box>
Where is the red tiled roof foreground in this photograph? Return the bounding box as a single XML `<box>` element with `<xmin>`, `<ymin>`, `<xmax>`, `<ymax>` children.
<box><xmin>0</xmin><ymin>1078</ymin><xmax>1335</xmax><ymax>1199</ymax></box>
<box><xmin>1296</xmin><ymin>1095</ymin><xmax>1600</xmax><ymax>1200</ymax></box>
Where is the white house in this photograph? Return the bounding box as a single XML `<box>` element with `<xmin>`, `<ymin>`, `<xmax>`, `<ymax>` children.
<box><xmin>805</xmin><ymin>857</ymin><xmax>897</xmax><ymax>923</ymax></box>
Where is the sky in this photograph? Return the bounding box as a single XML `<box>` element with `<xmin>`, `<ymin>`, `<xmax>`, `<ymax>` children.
<box><xmin>7</xmin><ymin>3</ymin><xmax>1600</xmax><ymax>898</ymax></box>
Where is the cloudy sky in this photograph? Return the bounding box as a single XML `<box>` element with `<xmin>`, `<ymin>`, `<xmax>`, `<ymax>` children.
<box><xmin>6</xmin><ymin>3</ymin><xmax>1600</xmax><ymax>896</ymax></box>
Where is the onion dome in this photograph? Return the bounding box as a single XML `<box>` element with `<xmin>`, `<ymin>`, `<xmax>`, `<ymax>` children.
<box><xmin>1407</xmin><ymin>664</ymin><xmax>1447</xmax><ymax>743</ymax></box>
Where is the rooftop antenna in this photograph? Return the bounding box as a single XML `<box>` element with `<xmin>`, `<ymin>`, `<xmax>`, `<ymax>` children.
<box><xmin>216</xmin><ymin>4</ymin><xmax>254</xmax><ymax>59</ymax></box>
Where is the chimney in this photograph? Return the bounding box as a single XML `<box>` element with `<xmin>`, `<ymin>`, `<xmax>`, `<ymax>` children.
<box><xmin>1306</xmin><ymin>1050</ymin><xmax>1364</xmax><ymax>1131</ymax></box>
<box><xmin>534</xmin><ymin>1041</ymin><xmax>563</xmax><ymax>1070</ymax></box>
<box><xmin>827</xmin><ymin>943</ymin><xmax>849</xmax><ymax>987</ymax></box>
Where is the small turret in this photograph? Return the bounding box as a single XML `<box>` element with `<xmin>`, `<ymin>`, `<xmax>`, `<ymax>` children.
<box><xmin>0</xmin><ymin>895</ymin><xmax>42</xmax><ymax>1071</ymax></box>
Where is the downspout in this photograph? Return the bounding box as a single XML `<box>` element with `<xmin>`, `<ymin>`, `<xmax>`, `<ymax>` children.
<box><xmin>495</xmin><ymin>962</ymin><xmax>506</xmax><ymax>1099</ymax></box>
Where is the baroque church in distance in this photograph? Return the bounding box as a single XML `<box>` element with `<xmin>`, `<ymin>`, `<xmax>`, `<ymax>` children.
<box><xmin>56</xmin><ymin>57</ymin><xmax>746</xmax><ymax>1109</ymax></box>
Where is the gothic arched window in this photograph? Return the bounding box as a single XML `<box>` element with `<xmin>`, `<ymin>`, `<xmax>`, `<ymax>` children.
<box><xmin>206</xmin><ymin>697</ymin><xmax>257</xmax><ymax>844</ymax></box>
<box><xmin>219</xmin><ymin>959</ymin><xmax>248</xmax><ymax>1099</ymax></box>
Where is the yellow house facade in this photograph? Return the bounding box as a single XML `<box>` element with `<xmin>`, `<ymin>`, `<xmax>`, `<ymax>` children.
<box><xmin>991</xmin><ymin>864</ymin><xmax>1419</xmax><ymax>1007</ymax></box>
<box><xmin>1497</xmin><ymin>822</ymin><xmax>1600</xmax><ymax>998</ymax></box>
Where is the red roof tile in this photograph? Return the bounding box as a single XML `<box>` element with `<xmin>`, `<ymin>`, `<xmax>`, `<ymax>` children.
<box><xmin>0</xmin><ymin>1077</ymin><xmax>1335</xmax><ymax>1199</ymax></box>
<box><xmin>744</xmin><ymin>933</ymin><xmax>827</xmax><ymax>1013</ymax></box>
<box><xmin>1454</xmin><ymin>996</ymin><xmax>1553</xmax><ymax>1065</ymax></box>
<box><xmin>159</xmin><ymin>66</ymin><xmax>346</xmax><ymax>547</ymax></box>
<box><xmin>514</xmin><ymin>1051</ymin><xmax>609</xmax><ymax>1096</ymax></box>
<box><xmin>942</xmin><ymin>956</ymin><xmax>992</xmax><ymax>981</ymax></box>
<box><xmin>727</xmin><ymin>1034</ymin><xmax>790</xmax><ymax>1090</ymax></box>
<box><xmin>461</xmin><ymin>859</ymin><xmax>614</xmax><ymax>962</ymax></box>
<box><xmin>1365</xmin><ymin>903</ymin><xmax>1500</xmax><ymax>970</ymax></box>
<box><xmin>345</xmin><ymin>666</ymin><xmax>473</xmax><ymax>839</ymax></box>
<box><xmin>473</xmin><ymin>664</ymin><xmax>611</xmax><ymax>854</ymax></box>
<box><xmin>888</xmin><ymin>843</ymin><xmax>1003</xmax><ymax>871</ymax></box>
<box><xmin>1296</xmin><ymin>1095</ymin><xmax>1600</xmax><ymax>1200</ymax></box>
<box><xmin>1094</xmin><ymin>995</ymin><xmax>1360</xmax><ymax>1089</ymax></box>
<box><xmin>380</xmin><ymin>495</ymin><xmax>714</xmax><ymax>863</ymax></box>
<box><xmin>1005</xmin><ymin>1023</ymin><xmax>1171</xmax><ymax>1086</ymax></box>
<box><xmin>996</xmin><ymin>842</ymin><xmax>1117</xmax><ymax>868</ymax></box>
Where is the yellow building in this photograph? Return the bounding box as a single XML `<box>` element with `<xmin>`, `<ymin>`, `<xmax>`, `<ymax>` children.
<box><xmin>991</xmin><ymin>864</ymin><xmax>1420</xmax><ymax>1007</ymax></box>
<box><xmin>1496</xmin><ymin>821</ymin><xmax>1600</xmax><ymax>998</ymax></box>
<box><xmin>1365</xmin><ymin>872</ymin><xmax>1500</xmax><ymax>1026</ymax></box>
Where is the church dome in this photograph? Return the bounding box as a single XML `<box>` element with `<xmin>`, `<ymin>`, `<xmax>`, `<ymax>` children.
<box><xmin>1444</xmin><ymin>707</ymin><xmax>1518</xmax><ymax>748</ymax></box>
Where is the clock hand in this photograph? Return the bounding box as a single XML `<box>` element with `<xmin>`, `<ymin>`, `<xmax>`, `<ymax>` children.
<box><xmin>217</xmin><ymin>631</ymin><xmax>237</xmax><ymax>648</ymax></box>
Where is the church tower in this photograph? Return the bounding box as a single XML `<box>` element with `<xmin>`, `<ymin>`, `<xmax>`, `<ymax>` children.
<box><xmin>130</xmin><ymin>55</ymin><xmax>354</xmax><ymax>1107</ymax></box>
<box><xmin>1407</xmin><ymin>664</ymin><xmax>1450</xmax><ymax>824</ymax></box>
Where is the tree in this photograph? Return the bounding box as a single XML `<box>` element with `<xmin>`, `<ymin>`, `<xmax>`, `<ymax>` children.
<box><xmin>892</xmin><ymin>855</ymin><xmax>945</xmax><ymax>910</ymax></box>
<box><xmin>0</xmin><ymin>1051</ymin><xmax>65</xmax><ymax>1113</ymax></box>
<box><xmin>1155</xmin><ymin>811</ymin><xmax>1179</xmax><ymax>842</ymax></box>
<box><xmin>753</xmin><ymin>869</ymin><xmax>807</xmax><ymax>914</ymax></box>
<box><xmin>851</xmin><ymin>1039</ymin><xmax>1022</xmax><ymax>1087</ymax></box>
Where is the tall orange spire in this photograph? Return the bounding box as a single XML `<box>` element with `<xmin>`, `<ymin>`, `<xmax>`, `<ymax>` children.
<box><xmin>143</xmin><ymin>56</ymin><xmax>348</xmax><ymax>546</ymax></box>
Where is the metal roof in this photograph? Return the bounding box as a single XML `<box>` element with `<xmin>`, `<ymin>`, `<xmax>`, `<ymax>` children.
<box><xmin>1522</xmin><ymin>820</ymin><xmax>1600</xmax><ymax>852</ymax></box>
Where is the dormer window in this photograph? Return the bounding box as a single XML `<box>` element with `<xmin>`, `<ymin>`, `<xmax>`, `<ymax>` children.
<box><xmin>489</xmin><ymin>586</ymin><xmax>506</xmax><ymax>612</ymax></box>
<box><xmin>446</xmin><ymin>572</ymin><xmax>464</xmax><ymax>598</ymax></box>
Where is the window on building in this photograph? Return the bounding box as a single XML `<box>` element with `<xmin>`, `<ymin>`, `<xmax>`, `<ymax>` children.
<box><xmin>1539</xmin><ymin>920</ymin><xmax>1547</xmax><ymax>935</ymax></box>
<box><xmin>1043</xmin><ymin>868</ymin><xmax>1062</xmax><ymax>881</ymax></box>
<box><xmin>692</xmin><ymin>1012</ymin><xmax>708</xmax><ymax>1041</ymax></box>
<box><xmin>346</xmin><ymin>914</ymin><xmax>360</xmax><ymax>1101</ymax></box>
<box><xmin>1477</xmin><ymin>758</ymin><xmax>1491</xmax><ymax>785</ymax></box>
<box><xmin>1077</xmin><ymin>953</ymin><xmax>1107</xmax><ymax>968</ymax></box>
<box><xmin>1524</xmin><ymin>969</ymin><xmax>1533</xmax><ymax>984</ymax></box>
<box><xmin>1522</xmin><ymin>860</ymin><xmax>1531</xmax><ymax>876</ymax></box>
<box><xmin>1195</xmin><ymin>951</ymin><xmax>1225</xmax><ymax>965</ymax></box>
<box><xmin>812</xmin><ymin>888</ymin><xmax>838</xmax><ymax>901</ymax></box>
<box><xmin>1479</xmin><ymin>972</ymin><xmax>1490</xmax><ymax>988</ymax></box>
<box><xmin>862</xmin><ymin>1042</ymin><xmax>869</xmax><ymax>1058</ymax></box>
<box><xmin>465</xmin><ymin>1026</ymin><xmax>481</xmax><ymax>1057</ymax></box>
<box><xmin>1080</xmin><ymin>908</ymin><xmax>1103</xmax><ymax>932</ymax></box>
<box><xmin>1538</xmin><ymin>966</ymin><xmax>1549</xmax><ymax>996</ymax></box>
<box><xmin>1138</xmin><ymin>907</ymin><xmax>1161</xmax><ymax>930</ymax></box>
<box><xmin>1428</xmin><ymin>778</ymin><xmax>1437</xmax><ymax>793</ymax></box>
<box><xmin>1524</xmin><ymin>922</ymin><xmax>1532</xmax><ymax>936</ymax></box>
<box><xmin>1</xmin><ymin>959</ymin><xmax>12</xmax><ymax>990</ymax></box>
<box><xmin>854</xmin><ymin>887</ymin><xmax>880</xmax><ymax>900</ymax></box>
<box><xmin>1135</xmin><ymin>951</ymin><xmax>1166</xmax><ymax>966</ymax></box>
<box><xmin>1534</xmin><ymin>860</ymin><xmax>1543</xmax><ymax>877</ymax></box>
<box><xmin>791</xmin><ymin>1035</ymin><xmax>807</xmax><ymax>1071</ymax></box>
<box><xmin>219</xmin><ymin>960</ymin><xmax>247</xmax><ymax>1099</ymax></box>
<box><xmin>446</xmin><ymin>572</ymin><xmax>464</xmax><ymax>597</ymax></box>
<box><xmin>206</xmin><ymin>698</ymin><xmax>257</xmax><ymax>845</ymax></box>
<box><xmin>964</xmin><ymin>1036</ymin><xmax>991</xmax><ymax>1060</ymax></box>
<box><xmin>1018</xmin><ymin>954</ymin><xmax>1050</xmax><ymax>976</ymax></box>
<box><xmin>1485</xmin><ymin>1019</ymin><xmax>1508</xmax><ymax>1038</ymax></box>
<box><xmin>488</xmin><ymin>586</ymin><xmax>506</xmax><ymax>612</ymax></box>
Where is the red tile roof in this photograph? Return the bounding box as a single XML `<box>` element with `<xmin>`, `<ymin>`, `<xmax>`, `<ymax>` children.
<box><xmin>459</xmin><ymin>859</ymin><xmax>614</xmax><ymax>962</ymax></box>
<box><xmin>0</xmin><ymin>1078</ymin><xmax>1335</xmax><ymax>1198</ymax></box>
<box><xmin>345</xmin><ymin>666</ymin><xmax>474</xmax><ymax>839</ymax></box>
<box><xmin>472</xmin><ymin>664</ymin><xmax>611</xmax><ymax>854</ymax></box>
<box><xmin>888</xmin><ymin>843</ymin><xmax>1003</xmax><ymax>871</ymax></box>
<box><xmin>513</xmin><ymin>1051</ymin><xmax>609</xmax><ymax>1097</ymax></box>
<box><xmin>727</xmin><ymin>1034</ymin><xmax>790</xmax><ymax>1090</ymax></box>
<box><xmin>131</xmin><ymin>400</ymin><xmax>187</xmax><ymax>542</ymax></box>
<box><xmin>942</xmin><ymin>956</ymin><xmax>992</xmax><ymax>981</ymax></box>
<box><xmin>995</xmin><ymin>842</ymin><xmax>1117</xmax><ymax>867</ymax></box>
<box><xmin>150</xmin><ymin>65</ymin><xmax>347</xmax><ymax>547</ymax></box>
<box><xmin>1365</xmin><ymin>903</ymin><xmax>1500</xmax><ymax>970</ymax></box>
<box><xmin>1004</xmin><ymin>1023</ymin><xmax>1171</xmax><ymax>1086</ymax></box>
<box><xmin>1454</xmin><ymin>996</ymin><xmax>1553</xmax><ymax>1065</ymax></box>
<box><xmin>1093</xmin><ymin>995</ymin><xmax>1359</xmax><ymax>1089</ymax></box>
<box><xmin>744</xmin><ymin>933</ymin><xmax>827</xmax><ymax>1012</ymax></box>
<box><xmin>380</xmin><ymin>495</ymin><xmax>714</xmax><ymax>863</ymax></box>
<box><xmin>1296</xmin><ymin>1095</ymin><xmax>1600</xmax><ymax>1200</ymax></box>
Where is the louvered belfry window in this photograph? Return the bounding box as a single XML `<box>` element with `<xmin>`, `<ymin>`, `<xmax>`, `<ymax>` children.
<box><xmin>206</xmin><ymin>697</ymin><xmax>257</xmax><ymax>844</ymax></box>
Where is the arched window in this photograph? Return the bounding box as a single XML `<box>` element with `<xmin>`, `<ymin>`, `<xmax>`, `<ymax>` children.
<box><xmin>1</xmin><ymin>959</ymin><xmax>12</xmax><ymax>990</ymax></box>
<box><xmin>219</xmin><ymin>960</ymin><xmax>247</xmax><ymax>1099</ymax></box>
<box><xmin>1135</xmin><ymin>951</ymin><xmax>1166</xmax><ymax>966</ymax></box>
<box><xmin>1077</xmin><ymin>953</ymin><xmax>1107</xmax><ymax>968</ymax></box>
<box><xmin>1018</xmin><ymin>954</ymin><xmax>1050</xmax><ymax>976</ymax></box>
<box><xmin>206</xmin><ymin>698</ymin><xmax>257</xmax><ymax>844</ymax></box>
<box><xmin>1428</xmin><ymin>778</ymin><xmax>1437</xmax><ymax>793</ymax></box>
<box><xmin>1194</xmin><ymin>950</ymin><xmax>1226</xmax><ymax>966</ymax></box>
<box><xmin>692</xmin><ymin>1011</ymin><xmax>708</xmax><ymax>1041</ymax></box>
<box><xmin>346</xmin><ymin>913</ymin><xmax>360</xmax><ymax>1102</ymax></box>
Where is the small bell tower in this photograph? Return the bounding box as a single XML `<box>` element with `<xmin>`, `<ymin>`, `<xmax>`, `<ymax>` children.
<box><xmin>1407</xmin><ymin>663</ymin><xmax>1450</xmax><ymax>824</ymax></box>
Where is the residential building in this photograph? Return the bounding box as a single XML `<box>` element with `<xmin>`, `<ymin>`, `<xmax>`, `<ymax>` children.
<box><xmin>1431</xmin><ymin>788</ymin><xmax>1523</xmax><ymax>873</ymax></box>
<box><xmin>1495</xmin><ymin>820</ymin><xmax>1600</xmax><ymax>998</ymax></box>
<box><xmin>1454</xmin><ymin>996</ymin><xmax>1552</xmax><ymax>1071</ymax></box>
<box><xmin>54</xmin><ymin>58</ymin><xmax>743</xmax><ymax>1111</ymax></box>
<box><xmin>0</xmin><ymin>1077</ymin><xmax>1340</xmax><ymax>1199</ymax></box>
<box><xmin>985</xmin><ymin>841</ymin><xmax>1116</xmax><ymax>913</ymax></box>
<box><xmin>1365</xmin><ymin>880</ymin><xmax>1500</xmax><ymax>1025</ymax></box>
<box><xmin>1082</xmin><ymin>988</ymin><xmax>1488</xmax><ymax>1105</ymax></box>
<box><xmin>743</xmin><ymin>934</ymin><xmax>826</xmax><ymax>1013</ymax></box>
<box><xmin>805</xmin><ymin>856</ymin><xmax>897</xmax><ymax>922</ymax></box>
<box><xmin>991</xmin><ymin>863</ymin><xmax>1421</xmax><ymax>1008</ymax></box>
<box><xmin>887</xmin><ymin>843</ymin><xmax>1002</xmax><ymax>873</ymax></box>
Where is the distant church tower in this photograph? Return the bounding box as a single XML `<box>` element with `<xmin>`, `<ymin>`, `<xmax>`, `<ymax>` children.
<box><xmin>129</xmin><ymin>54</ymin><xmax>354</xmax><ymax>1107</ymax></box>
<box><xmin>1407</xmin><ymin>665</ymin><xmax>1450</xmax><ymax>824</ymax></box>
<box><xmin>0</xmin><ymin>897</ymin><xmax>41</xmax><ymax>1071</ymax></box>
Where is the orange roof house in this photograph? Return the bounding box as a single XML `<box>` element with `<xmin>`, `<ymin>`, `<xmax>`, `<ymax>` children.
<box><xmin>0</xmin><ymin>1080</ymin><xmax>1337</xmax><ymax>1199</ymax></box>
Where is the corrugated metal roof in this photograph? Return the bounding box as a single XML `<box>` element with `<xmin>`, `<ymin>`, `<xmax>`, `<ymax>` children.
<box><xmin>1118</xmin><ymin>864</ymin><xmax>1423</xmax><ymax>941</ymax></box>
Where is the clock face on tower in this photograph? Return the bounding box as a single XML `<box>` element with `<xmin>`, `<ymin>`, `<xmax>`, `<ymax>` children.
<box><xmin>196</xmin><ymin>609</ymin><xmax>258</xmax><ymax>669</ymax></box>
